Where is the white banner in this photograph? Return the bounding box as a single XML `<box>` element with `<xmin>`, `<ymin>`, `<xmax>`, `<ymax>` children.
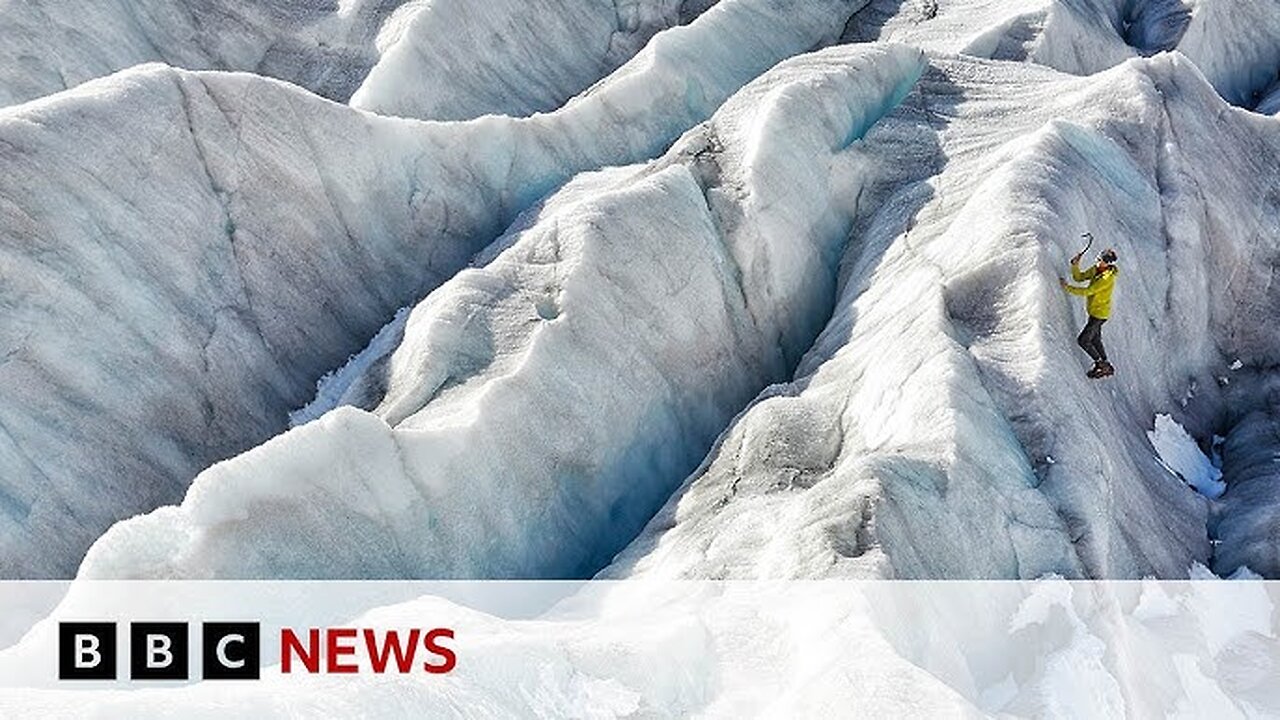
<box><xmin>1</xmin><ymin>580</ymin><xmax>1276</xmax><ymax>717</ymax></box>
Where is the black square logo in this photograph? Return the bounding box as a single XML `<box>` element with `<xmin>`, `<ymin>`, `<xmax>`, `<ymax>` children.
<box><xmin>58</xmin><ymin>622</ymin><xmax>117</xmax><ymax>680</ymax></box>
<box><xmin>130</xmin><ymin>622</ymin><xmax>189</xmax><ymax>680</ymax></box>
<box><xmin>202</xmin><ymin>622</ymin><xmax>260</xmax><ymax>680</ymax></box>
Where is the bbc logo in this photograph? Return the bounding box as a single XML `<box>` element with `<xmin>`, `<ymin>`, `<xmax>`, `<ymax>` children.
<box><xmin>58</xmin><ymin>622</ymin><xmax>260</xmax><ymax>680</ymax></box>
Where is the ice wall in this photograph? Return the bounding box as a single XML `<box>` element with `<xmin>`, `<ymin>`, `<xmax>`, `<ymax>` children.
<box><xmin>1213</xmin><ymin>409</ymin><xmax>1280</xmax><ymax>578</ymax></box>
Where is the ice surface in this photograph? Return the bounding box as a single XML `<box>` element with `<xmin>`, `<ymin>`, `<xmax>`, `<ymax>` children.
<box><xmin>349</xmin><ymin>0</ymin><xmax>689</xmax><ymax>121</ymax></box>
<box><xmin>1148</xmin><ymin>413</ymin><xmax>1225</xmax><ymax>498</ymax></box>
<box><xmin>0</xmin><ymin>0</ymin><xmax>714</xmax><ymax>128</ymax></box>
<box><xmin>5</xmin><ymin>0</ymin><xmax>1280</xmax><ymax>585</ymax></box>
<box><xmin>0</xmin><ymin>0</ymin><xmax>414</xmax><ymax>106</ymax></box>
<box><xmin>0</xmin><ymin>67</ymin><xmax>481</xmax><ymax>577</ymax></box>
<box><xmin>1176</xmin><ymin>0</ymin><xmax>1280</xmax><ymax>108</ymax></box>
<box><xmin>611</xmin><ymin>50</ymin><xmax>1280</xmax><ymax>580</ymax></box>
<box><xmin>844</xmin><ymin>0</ymin><xmax>1280</xmax><ymax>110</ymax></box>
<box><xmin>75</xmin><ymin>45</ymin><xmax>930</xmax><ymax>580</ymax></box>
<box><xmin>4</xmin><ymin>0</ymin><xmax>1276</xmax><ymax>120</ymax></box>
<box><xmin>288</xmin><ymin>307</ymin><xmax>411</xmax><ymax>427</ymax></box>
<box><xmin>2</xmin><ymin>2</ymin><xmax>1280</xmax><ymax>712</ymax></box>
<box><xmin>0</xmin><ymin>0</ymin><xmax>871</xmax><ymax>578</ymax></box>
<box><xmin>1211</xmin><ymin>410</ymin><xmax>1280</xmax><ymax>578</ymax></box>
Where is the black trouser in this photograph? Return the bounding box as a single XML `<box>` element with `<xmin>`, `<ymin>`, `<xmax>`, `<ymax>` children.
<box><xmin>1077</xmin><ymin>316</ymin><xmax>1107</xmax><ymax>363</ymax></box>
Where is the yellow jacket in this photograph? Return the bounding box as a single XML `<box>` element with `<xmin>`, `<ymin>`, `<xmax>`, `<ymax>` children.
<box><xmin>1066</xmin><ymin>261</ymin><xmax>1117</xmax><ymax>319</ymax></box>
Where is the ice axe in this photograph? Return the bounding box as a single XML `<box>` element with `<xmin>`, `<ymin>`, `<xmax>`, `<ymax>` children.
<box><xmin>1073</xmin><ymin>232</ymin><xmax>1093</xmax><ymax>264</ymax></box>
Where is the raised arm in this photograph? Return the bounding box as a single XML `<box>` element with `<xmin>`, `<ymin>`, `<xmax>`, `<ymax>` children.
<box><xmin>1070</xmin><ymin>259</ymin><xmax>1094</xmax><ymax>282</ymax></box>
<box><xmin>1064</xmin><ymin>270</ymin><xmax>1115</xmax><ymax>296</ymax></box>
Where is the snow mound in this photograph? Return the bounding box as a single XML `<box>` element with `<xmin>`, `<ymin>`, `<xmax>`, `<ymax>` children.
<box><xmin>76</xmin><ymin>44</ymin><xmax>930</xmax><ymax>580</ymax></box>
<box><xmin>1148</xmin><ymin>414</ymin><xmax>1225</xmax><ymax>499</ymax></box>
<box><xmin>0</xmin><ymin>0</ymin><xmax>868</xmax><ymax>578</ymax></box>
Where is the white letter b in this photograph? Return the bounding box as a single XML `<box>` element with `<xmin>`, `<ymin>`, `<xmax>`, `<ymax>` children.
<box><xmin>146</xmin><ymin>635</ymin><xmax>173</xmax><ymax>668</ymax></box>
<box><xmin>75</xmin><ymin>635</ymin><xmax>101</xmax><ymax>668</ymax></box>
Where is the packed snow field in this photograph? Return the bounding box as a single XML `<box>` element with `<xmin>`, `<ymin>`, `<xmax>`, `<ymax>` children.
<box><xmin>2</xmin><ymin>0</ymin><xmax>1280</xmax><ymax>588</ymax></box>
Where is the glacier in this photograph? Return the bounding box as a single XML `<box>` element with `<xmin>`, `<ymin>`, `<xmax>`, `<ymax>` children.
<box><xmin>0</xmin><ymin>0</ymin><xmax>1278</xmax><ymax>587</ymax></box>
<box><xmin>0</xmin><ymin>0</ymin><xmax>412</xmax><ymax>107</ymax></box>
<box><xmin>79</xmin><ymin>43</ymin><xmax>1280</xmax><ymax>581</ymax></box>
<box><xmin>613</xmin><ymin>48</ymin><xmax>1280</xmax><ymax>580</ymax></box>
<box><xmin>76</xmin><ymin>44</ymin><xmax>930</xmax><ymax>579</ymax></box>
<box><xmin>348</xmin><ymin>0</ymin><xmax>691</xmax><ymax>121</ymax></box>
<box><xmin>2</xmin><ymin>0</ymin><xmax>1280</xmax><ymax>714</ymax></box>
<box><xmin>0</xmin><ymin>0</ymin><xmax>868</xmax><ymax>577</ymax></box>
<box><xmin>1212</xmin><ymin>405</ymin><xmax>1280</xmax><ymax>578</ymax></box>
<box><xmin>0</xmin><ymin>0</ymin><xmax>716</xmax><ymax>126</ymax></box>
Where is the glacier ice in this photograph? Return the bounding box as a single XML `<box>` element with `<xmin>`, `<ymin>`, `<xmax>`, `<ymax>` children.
<box><xmin>1</xmin><ymin>0</ymin><xmax>1280</xmax><ymax>714</ymax></box>
<box><xmin>0</xmin><ymin>0</ymin><xmax>712</xmax><ymax>127</ymax></box>
<box><xmin>0</xmin><ymin>0</ymin><xmax>870</xmax><ymax>578</ymax></box>
<box><xmin>76</xmin><ymin>40</ymin><xmax>1280</xmax><ymax>582</ymax></box>
<box><xmin>349</xmin><ymin>0</ymin><xmax>689</xmax><ymax>121</ymax></box>
<box><xmin>846</xmin><ymin>0</ymin><xmax>1280</xmax><ymax>111</ymax></box>
<box><xmin>612</xmin><ymin>50</ymin><xmax>1280</xmax><ymax>580</ymax></box>
<box><xmin>1212</xmin><ymin>409</ymin><xmax>1280</xmax><ymax>578</ymax></box>
<box><xmin>1148</xmin><ymin>413</ymin><xmax>1225</xmax><ymax>499</ymax></box>
<box><xmin>75</xmin><ymin>45</ymin><xmax>931</xmax><ymax>580</ymax></box>
<box><xmin>2</xmin><ymin>0</ymin><xmax>1280</xmax><ymax>586</ymax></box>
<box><xmin>0</xmin><ymin>0</ymin><xmax>414</xmax><ymax>107</ymax></box>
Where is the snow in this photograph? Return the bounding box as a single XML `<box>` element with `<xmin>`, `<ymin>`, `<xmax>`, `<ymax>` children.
<box><xmin>0</xmin><ymin>0</ymin><xmax>873</xmax><ymax>578</ymax></box>
<box><xmin>1149</xmin><ymin>414</ymin><xmax>1226</xmax><ymax>499</ymax></box>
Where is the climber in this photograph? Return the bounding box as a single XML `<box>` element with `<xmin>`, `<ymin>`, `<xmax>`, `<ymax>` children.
<box><xmin>1059</xmin><ymin>247</ymin><xmax>1118</xmax><ymax>379</ymax></box>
